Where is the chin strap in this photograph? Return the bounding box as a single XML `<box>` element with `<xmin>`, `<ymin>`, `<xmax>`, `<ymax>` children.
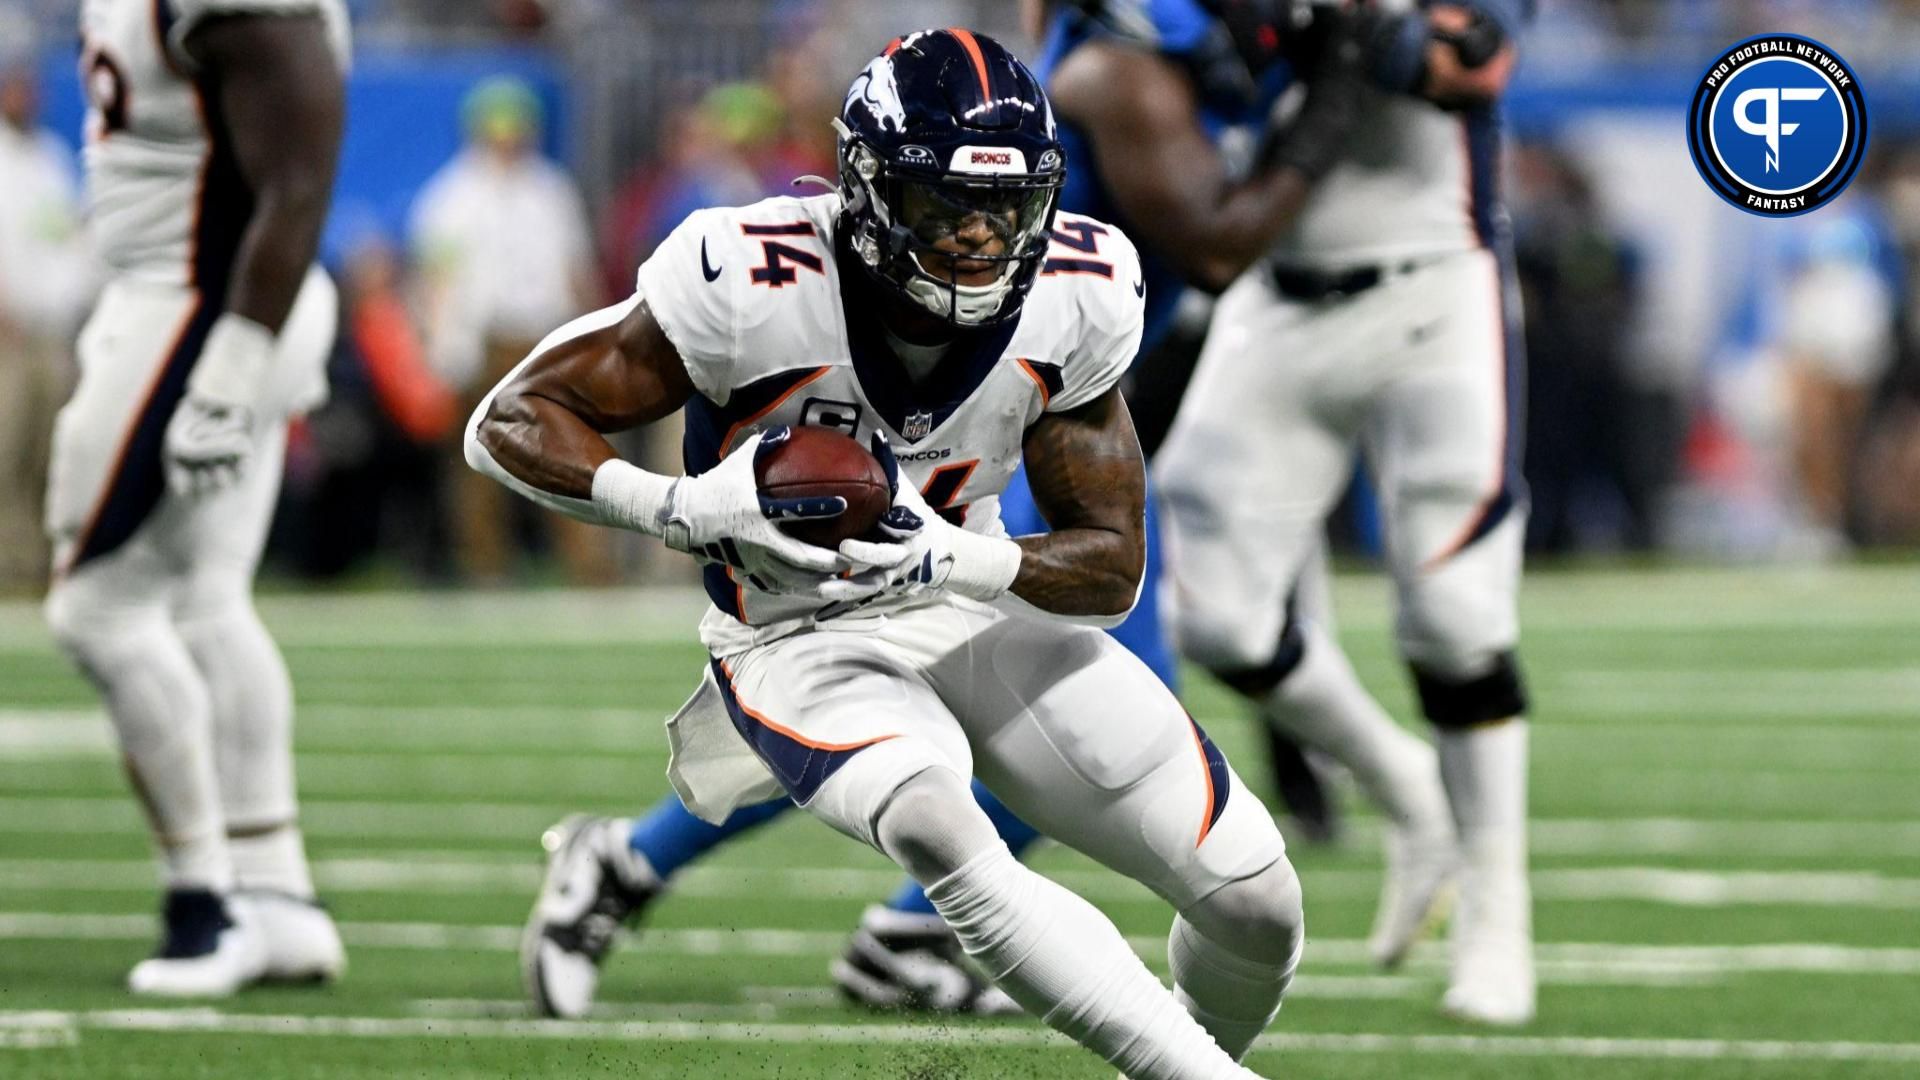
<box><xmin>903</xmin><ymin>250</ymin><xmax>1015</xmax><ymax>325</ymax></box>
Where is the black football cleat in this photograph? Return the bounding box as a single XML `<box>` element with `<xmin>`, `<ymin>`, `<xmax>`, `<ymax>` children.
<box><xmin>521</xmin><ymin>815</ymin><xmax>661</xmax><ymax>1019</ymax></box>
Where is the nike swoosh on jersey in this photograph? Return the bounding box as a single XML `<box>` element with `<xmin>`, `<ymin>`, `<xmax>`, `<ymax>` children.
<box><xmin>1133</xmin><ymin>277</ymin><xmax>1145</xmax><ymax>297</ymax></box>
<box><xmin>701</xmin><ymin>238</ymin><xmax>723</xmax><ymax>282</ymax></box>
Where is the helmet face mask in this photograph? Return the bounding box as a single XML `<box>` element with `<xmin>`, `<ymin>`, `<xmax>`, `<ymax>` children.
<box><xmin>892</xmin><ymin>170</ymin><xmax>1058</xmax><ymax>324</ymax></box>
<box><xmin>834</xmin><ymin>30</ymin><xmax>1067</xmax><ymax>328</ymax></box>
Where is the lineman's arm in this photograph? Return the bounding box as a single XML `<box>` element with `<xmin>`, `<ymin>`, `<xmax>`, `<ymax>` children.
<box><xmin>1418</xmin><ymin>4</ymin><xmax>1520</xmax><ymax>108</ymax></box>
<box><xmin>161</xmin><ymin>14</ymin><xmax>344</xmax><ymax>494</ymax></box>
<box><xmin>187</xmin><ymin>15</ymin><xmax>344</xmax><ymax>333</ymax></box>
<box><xmin>1048</xmin><ymin>42</ymin><xmax>1333</xmax><ymax>294</ymax></box>
<box><xmin>1367</xmin><ymin>2</ymin><xmax>1525</xmax><ymax>110</ymax></box>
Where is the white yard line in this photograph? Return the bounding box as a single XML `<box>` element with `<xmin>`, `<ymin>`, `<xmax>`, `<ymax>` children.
<box><xmin>2</xmin><ymin>1007</ymin><xmax>1918</xmax><ymax>1063</ymax></box>
<box><xmin>2</xmin><ymin>912</ymin><xmax>1917</xmax><ymax>980</ymax></box>
<box><xmin>736</xmin><ymin>986</ymin><xmax>847</xmax><ymax>1007</ymax></box>
<box><xmin>1527</xmin><ymin>817</ymin><xmax>1920</xmax><ymax>857</ymax></box>
<box><xmin>1534</xmin><ymin>867</ymin><xmax>1920</xmax><ymax>907</ymax></box>
<box><xmin>408</xmin><ymin>997</ymin><xmax>798</xmax><ymax>1022</ymax></box>
<box><xmin>0</xmin><ymin>796</ymin><xmax>569</xmax><ymax>838</ymax></box>
<box><xmin>0</xmin><ymin>588</ymin><xmax>718</xmax><ymax>652</ymax></box>
<box><xmin>0</xmin><ymin>570</ymin><xmax>1913</xmax><ymax>642</ymax></box>
<box><xmin>1534</xmin><ymin>693</ymin><xmax>1920</xmax><ymax>718</ymax></box>
<box><xmin>0</xmin><ymin>712</ymin><xmax>118</xmax><ymax>756</ymax></box>
<box><xmin>0</xmin><ymin>1015</ymin><xmax>79</xmax><ymax>1051</ymax></box>
<box><xmin>0</xmin><ymin>708</ymin><xmax>663</xmax><ymax>762</ymax></box>
<box><xmin>0</xmin><ymin>567</ymin><xmax>1914</xmax><ymax>649</ymax></box>
<box><xmin>7</xmin><ymin>698</ymin><xmax>1917</xmax><ymax>781</ymax></box>
<box><xmin>1555</xmin><ymin>669</ymin><xmax>1920</xmax><ymax>694</ymax></box>
<box><xmin>7</xmin><ymin>857</ymin><xmax>1920</xmax><ymax>909</ymax></box>
<box><xmin>409</xmin><ymin>972</ymin><xmax>1429</xmax><ymax>1017</ymax></box>
<box><xmin>4</xmin><ymin>781</ymin><xmax>1918</xmax><ymax>857</ymax></box>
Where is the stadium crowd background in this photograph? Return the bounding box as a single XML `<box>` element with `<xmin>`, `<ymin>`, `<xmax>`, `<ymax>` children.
<box><xmin>5</xmin><ymin>0</ymin><xmax>1920</xmax><ymax>594</ymax></box>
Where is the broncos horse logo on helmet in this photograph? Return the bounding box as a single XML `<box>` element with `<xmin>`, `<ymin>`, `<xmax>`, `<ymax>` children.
<box><xmin>834</xmin><ymin>29</ymin><xmax>1066</xmax><ymax>327</ymax></box>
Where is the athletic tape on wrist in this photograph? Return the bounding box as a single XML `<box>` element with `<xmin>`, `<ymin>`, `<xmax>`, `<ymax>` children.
<box><xmin>943</xmin><ymin>529</ymin><xmax>1022</xmax><ymax>602</ymax></box>
<box><xmin>591</xmin><ymin>459</ymin><xmax>677</xmax><ymax>536</ymax></box>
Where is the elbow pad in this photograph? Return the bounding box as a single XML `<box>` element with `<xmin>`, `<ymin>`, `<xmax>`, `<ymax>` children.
<box><xmin>1460</xmin><ymin>0</ymin><xmax>1531</xmax><ymax>40</ymax></box>
<box><xmin>1267</xmin><ymin>66</ymin><xmax>1366</xmax><ymax>181</ymax></box>
<box><xmin>1435</xmin><ymin>8</ymin><xmax>1509</xmax><ymax>70</ymax></box>
<box><xmin>1365</xmin><ymin>10</ymin><xmax>1432</xmax><ymax>94</ymax></box>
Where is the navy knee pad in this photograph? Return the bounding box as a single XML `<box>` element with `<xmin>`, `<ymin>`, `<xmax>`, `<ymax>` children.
<box><xmin>1209</xmin><ymin>617</ymin><xmax>1306</xmax><ymax>699</ymax></box>
<box><xmin>1410</xmin><ymin>651</ymin><xmax>1529</xmax><ymax>729</ymax></box>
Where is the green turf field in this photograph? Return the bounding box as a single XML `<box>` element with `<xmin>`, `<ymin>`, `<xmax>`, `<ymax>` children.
<box><xmin>2</xmin><ymin>565</ymin><xmax>1916</xmax><ymax>1079</ymax></box>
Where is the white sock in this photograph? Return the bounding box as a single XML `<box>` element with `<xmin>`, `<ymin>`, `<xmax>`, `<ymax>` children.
<box><xmin>1169</xmin><ymin>915</ymin><xmax>1299</xmax><ymax>1061</ymax></box>
<box><xmin>1265</xmin><ymin>620</ymin><xmax>1445</xmax><ymax>830</ymax></box>
<box><xmin>52</xmin><ymin>599</ymin><xmax>231</xmax><ymax>892</ymax></box>
<box><xmin>229</xmin><ymin>825</ymin><xmax>316</xmax><ymax>898</ymax></box>
<box><xmin>179</xmin><ymin>603</ymin><xmax>312</xmax><ymax>898</ymax></box>
<box><xmin>1438</xmin><ymin>720</ymin><xmax>1531</xmax><ymax>931</ymax></box>
<box><xmin>926</xmin><ymin>846</ymin><xmax>1255</xmax><ymax>1080</ymax></box>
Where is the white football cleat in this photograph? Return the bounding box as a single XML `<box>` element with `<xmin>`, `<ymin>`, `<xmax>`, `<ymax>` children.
<box><xmin>1441</xmin><ymin>859</ymin><xmax>1535</xmax><ymax>1026</ymax></box>
<box><xmin>248</xmin><ymin>891</ymin><xmax>346</xmax><ymax>983</ymax></box>
<box><xmin>127</xmin><ymin>889</ymin><xmax>269</xmax><ymax>998</ymax></box>
<box><xmin>831</xmin><ymin>905</ymin><xmax>1020</xmax><ymax>1016</ymax></box>
<box><xmin>522</xmin><ymin>815</ymin><xmax>661</xmax><ymax>1020</ymax></box>
<box><xmin>1442</xmin><ymin>940</ymin><xmax>1536</xmax><ymax>1026</ymax></box>
<box><xmin>1367</xmin><ymin>815</ymin><xmax>1458</xmax><ymax>969</ymax></box>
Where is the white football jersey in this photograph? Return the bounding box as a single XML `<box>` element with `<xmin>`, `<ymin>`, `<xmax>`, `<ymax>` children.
<box><xmin>635</xmin><ymin>193</ymin><xmax>1144</xmax><ymax>654</ymax></box>
<box><xmin>1271</xmin><ymin>0</ymin><xmax>1506</xmax><ymax>267</ymax></box>
<box><xmin>78</xmin><ymin>0</ymin><xmax>350</xmax><ymax>287</ymax></box>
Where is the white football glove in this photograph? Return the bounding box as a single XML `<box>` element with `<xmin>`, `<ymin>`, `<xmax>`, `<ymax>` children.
<box><xmin>164</xmin><ymin>314</ymin><xmax>274</xmax><ymax>497</ymax></box>
<box><xmin>663</xmin><ymin>426</ymin><xmax>852</xmax><ymax>596</ymax></box>
<box><xmin>825</xmin><ymin>432</ymin><xmax>1021</xmax><ymax>606</ymax></box>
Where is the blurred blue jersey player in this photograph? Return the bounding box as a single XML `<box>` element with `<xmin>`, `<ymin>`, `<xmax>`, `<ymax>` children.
<box><xmin>520</xmin><ymin>0</ymin><xmax>1386</xmax><ymax>1018</ymax></box>
<box><xmin>996</xmin><ymin>0</ymin><xmax>1301</xmax><ymax>688</ymax></box>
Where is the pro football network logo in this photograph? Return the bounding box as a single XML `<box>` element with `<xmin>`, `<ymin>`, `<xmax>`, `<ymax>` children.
<box><xmin>1688</xmin><ymin>34</ymin><xmax>1868</xmax><ymax>218</ymax></box>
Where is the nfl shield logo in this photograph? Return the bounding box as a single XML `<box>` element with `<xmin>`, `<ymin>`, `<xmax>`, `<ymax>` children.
<box><xmin>902</xmin><ymin>411</ymin><xmax>935</xmax><ymax>441</ymax></box>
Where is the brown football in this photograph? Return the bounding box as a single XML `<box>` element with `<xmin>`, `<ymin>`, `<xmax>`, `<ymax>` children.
<box><xmin>753</xmin><ymin>426</ymin><xmax>891</xmax><ymax>549</ymax></box>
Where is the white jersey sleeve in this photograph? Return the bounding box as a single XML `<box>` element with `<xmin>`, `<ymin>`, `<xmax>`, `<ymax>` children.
<box><xmin>634</xmin><ymin>207</ymin><xmax>738</xmax><ymax>404</ymax></box>
<box><xmin>1049</xmin><ymin>221</ymin><xmax>1145</xmax><ymax>413</ymax></box>
<box><xmin>162</xmin><ymin>0</ymin><xmax>335</xmax><ymax>71</ymax></box>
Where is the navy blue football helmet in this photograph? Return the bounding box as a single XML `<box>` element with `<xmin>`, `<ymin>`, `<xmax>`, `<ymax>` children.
<box><xmin>835</xmin><ymin>29</ymin><xmax>1066</xmax><ymax>327</ymax></box>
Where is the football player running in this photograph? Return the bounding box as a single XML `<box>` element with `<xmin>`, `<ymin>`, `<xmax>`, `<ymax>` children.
<box><xmin>1029</xmin><ymin>0</ymin><xmax>1461</xmax><ymax>979</ymax></box>
<box><xmin>1155</xmin><ymin>0</ymin><xmax>1541</xmax><ymax>1024</ymax></box>
<box><xmin>512</xmin><ymin>0</ymin><xmax>1452</xmax><ymax>1023</ymax></box>
<box><xmin>471</xmin><ymin>30</ymin><xmax>1303</xmax><ymax>1078</ymax></box>
<box><xmin>44</xmin><ymin>0</ymin><xmax>349</xmax><ymax>995</ymax></box>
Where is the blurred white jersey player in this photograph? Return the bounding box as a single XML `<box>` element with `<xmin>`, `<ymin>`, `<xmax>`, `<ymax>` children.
<box><xmin>1156</xmin><ymin>0</ymin><xmax>1540</xmax><ymax>1024</ymax></box>
<box><xmin>470</xmin><ymin>30</ymin><xmax>1307</xmax><ymax>1079</ymax></box>
<box><xmin>45</xmin><ymin>0</ymin><xmax>349</xmax><ymax>996</ymax></box>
